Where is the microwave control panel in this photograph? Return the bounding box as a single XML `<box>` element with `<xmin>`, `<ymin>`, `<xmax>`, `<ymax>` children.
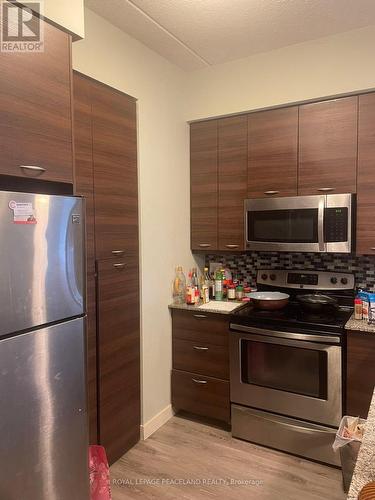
<box><xmin>324</xmin><ymin>207</ymin><xmax>348</xmax><ymax>242</ymax></box>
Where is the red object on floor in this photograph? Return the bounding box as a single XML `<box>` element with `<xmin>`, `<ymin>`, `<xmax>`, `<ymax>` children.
<box><xmin>89</xmin><ymin>445</ymin><xmax>112</xmax><ymax>500</ymax></box>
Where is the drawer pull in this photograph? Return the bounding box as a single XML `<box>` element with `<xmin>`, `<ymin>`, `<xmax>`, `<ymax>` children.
<box><xmin>193</xmin><ymin>314</ymin><xmax>207</xmax><ymax>319</ymax></box>
<box><xmin>317</xmin><ymin>187</ymin><xmax>334</xmax><ymax>192</ymax></box>
<box><xmin>225</xmin><ymin>244</ymin><xmax>239</xmax><ymax>249</ymax></box>
<box><xmin>19</xmin><ymin>165</ymin><xmax>46</xmax><ymax>174</ymax></box>
<box><xmin>198</xmin><ymin>243</ymin><xmax>211</xmax><ymax>248</ymax></box>
<box><xmin>192</xmin><ymin>378</ymin><xmax>207</xmax><ymax>385</ymax></box>
<box><xmin>113</xmin><ymin>263</ymin><xmax>125</xmax><ymax>269</ymax></box>
<box><xmin>193</xmin><ymin>346</ymin><xmax>208</xmax><ymax>351</ymax></box>
<box><xmin>370</xmin><ymin>248</ymin><xmax>375</xmax><ymax>251</ymax></box>
<box><xmin>264</xmin><ymin>190</ymin><xmax>279</xmax><ymax>195</ymax></box>
<box><xmin>112</xmin><ymin>250</ymin><xmax>124</xmax><ymax>255</ymax></box>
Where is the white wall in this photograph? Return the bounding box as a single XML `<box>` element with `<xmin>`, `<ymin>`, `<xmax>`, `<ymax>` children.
<box><xmin>185</xmin><ymin>25</ymin><xmax>375</xmax><ymax>121</ymax></box>
<box><xmin>72</xmin><ymin>8</ymin><xmax>201</xmax><ymax>427</ymax></box>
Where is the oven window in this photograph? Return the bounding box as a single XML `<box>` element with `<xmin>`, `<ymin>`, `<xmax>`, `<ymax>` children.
<box><xmin>241</xmin><ymin>340</ymin><xmax>328</xmax><ymax>399</ymax></box>
<box><xmin>247</xmin><ymin>209</ymin><xmax>318</xmax><ymax>243</ymax></box>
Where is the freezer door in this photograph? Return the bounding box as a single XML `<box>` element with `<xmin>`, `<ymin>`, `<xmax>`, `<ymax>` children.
<box><xmin>0</xmin><ymin>191</ymin><xmax>85</xmax><ymax>337</ymax></box>
<box><xmin>0</xmin><ymin>318</ymin><xmax>89</xmax><ymax>500</ymax></box>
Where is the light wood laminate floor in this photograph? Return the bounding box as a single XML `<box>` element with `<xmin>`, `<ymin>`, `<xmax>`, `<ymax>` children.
<box><xmin>110</xmin><ymin>415</ymin><xmax>345</xmax><ymax>500</ymax></box>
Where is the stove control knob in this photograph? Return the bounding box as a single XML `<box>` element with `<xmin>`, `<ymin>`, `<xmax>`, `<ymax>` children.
<box><xmin>261</xmin><ymin>274</ymin><xmax>268</xmax><ymax>281</ymax></box>
<box><xmin>330</xmin><ymin>277</ymin><xmax>338</xmax><ymax>284</ymax></box>
<box><xmin>270</xmin><ymin>274</ymin><xmax>276</xmax><ymax>281</ymax></box>
<box><xmin>341</xmin><ymin>277</ymin><xmax>348</xmax><ymax>285</ymax></box>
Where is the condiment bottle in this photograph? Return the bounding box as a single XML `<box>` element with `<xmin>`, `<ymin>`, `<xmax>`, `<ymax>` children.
<box><xmin>355</xmin><ymin>298</ymin><xmax>363</xmax><ymax>320</ymax></box>
<box><xmin>227</xmin><ymin>284</ymin><xmax>236</xmax><ymax>300</ymax></box>
<box><xmin>235</xmin><ymin>284</ymin><xmax>244</xmax><ymax>301</ymax></box>
<box><xmin>215</xmin><ymin>269</ymin><xmax>223</xmax><ymax>301</ymax></box>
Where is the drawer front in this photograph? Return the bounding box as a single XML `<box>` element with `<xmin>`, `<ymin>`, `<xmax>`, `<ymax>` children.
<box><xmin>172</xmin><ymin>310</ymin><xmax>228</xmax><ymax>346</ymax></box>
<box><xmin>231</xmin><ymin>404</ymin><xmax>340</xmax><ymax>467</ymax></box>
<box><xmin>171</xmin><ymin>369</ymin><xmax>230</xmax><ymax>423</ymax></box>
<box><xmin>173</xmin><ymin>338</ymin><xmax>229</xmax><ymax>380</ymax></box>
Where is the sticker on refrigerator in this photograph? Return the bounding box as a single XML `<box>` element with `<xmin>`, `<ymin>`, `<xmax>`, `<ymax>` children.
<box><xmin>8</xmin><ymin>200</ymin><xmax>37</xmax><ymax>224</ymax></box>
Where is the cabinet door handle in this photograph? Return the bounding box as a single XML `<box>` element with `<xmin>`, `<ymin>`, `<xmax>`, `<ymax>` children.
<box><xmin>19</xmin><ymin>165</ymin><xmax>46</xmax><ymax>174</ymax></box>
<box><xmin>192</xmin><ymin>378</ymin><xmax>207</xmax><ymax>385</ymax></box>
<box><xmin>113</xmin><ymin>263</ymin><xmax>125</xmax><ymax>269</ymax></box>
<box><xmin>193</xmin><ymin>346</ymin><xmax>209</xmax><ymax>351</ymax></box>
<box><xmin>264</xmin><ymin>190</ymin><xmax>279</xmax><ymax>195</ymax></box>
<box><xmin>193</xmin><ymin>314</ymin><xmax>207</xmax><ymax>319</ymax></box>
<box><xmin>317</xmin><ymin>187</ymin><xmax>334</xmax><ymax>192</ymax></box>
<box><xmin>198</xmin><ymin>243</ymin><xmax>211</xmax><ymax>248</ymax></box>
<box><xmin>225</xmin><ymin>244</ymin><xmax>239</xmax><ymax>249</ymax></box>
<box><xmin>370</xmin><ymin>248</ymin><xmax>375</xmax><ymax>251</ymax></box>
<box><xmin>112</xmin><ymin>250</ymin><xmax>125</xmax><ymax>255</ymax></box>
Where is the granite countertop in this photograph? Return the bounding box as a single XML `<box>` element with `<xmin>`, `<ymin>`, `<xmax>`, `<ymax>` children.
<box><xmin>345</xmin><ymin>313</ymin><xmax>375</xmax><ymax>334</ymax></box>
<box><xmin>168</xmin><ymin>300</ymin><xmax>249</xmax><ymax>315</ymax></box>
<box><xmin>348</xmin><ymin>388</ymin><xmax>375</xmax><ymax>499</ymax></box>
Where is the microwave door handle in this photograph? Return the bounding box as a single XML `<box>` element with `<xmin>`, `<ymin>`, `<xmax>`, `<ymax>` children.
<box><xmin>318</xmin><ymin>197</ymin><xmax>325</xmax><ymax>252</ymax></box>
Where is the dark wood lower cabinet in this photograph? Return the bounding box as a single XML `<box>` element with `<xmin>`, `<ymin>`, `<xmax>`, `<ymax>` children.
<box><xmin>173</xmin><ymin>338</ymin><xmax>229</xmax><ymax>380</ymax></box>
<box><xmin>97</xmin><ymin>257</ymin><xmax>140</xmax><ymax>465</ymax></box>
<box><xmin>171</xmin><ymin>310</ymin><xmax>230</xmax><ymax>424</ymax></box>
<box><xmin>172</xmin><ymin>369</ymin><xmax>230</xmax><ymax>423</ymax></box>
<box><xmin>346</xmin><ymin>330</ymin><xmax>375</xmax><ymax>418</ymax></box>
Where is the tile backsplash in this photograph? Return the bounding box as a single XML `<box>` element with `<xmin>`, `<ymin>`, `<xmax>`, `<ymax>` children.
<box><xmin>205</xmin><ymin>252</ymin><xmax>375</xmax><ymax>291</ymax></box>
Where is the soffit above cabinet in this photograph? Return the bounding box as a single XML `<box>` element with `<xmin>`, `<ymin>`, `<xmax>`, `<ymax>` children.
<box><xmin>86</xmin><ymin>0</ymin><xmax>375</xmax><ymax>70</ymax></box>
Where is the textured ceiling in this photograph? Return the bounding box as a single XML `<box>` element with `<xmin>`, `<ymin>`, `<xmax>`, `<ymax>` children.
<box><xmin>85</xmin><ymin>0</ymin><xmax>375</xmax><ymax>71</ymax></box>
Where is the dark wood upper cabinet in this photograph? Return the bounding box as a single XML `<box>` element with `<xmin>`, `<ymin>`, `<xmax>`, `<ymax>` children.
<box><xmin>91</xmin><ymin>84</ymin><xmax>138</xmax><ymax>260</ymax></box>
<box><xmin>72</xmin><ymin>73</ymin><xmax>98</xmax><ymax>444</ymax></box>
<box><xmin>346</xmin><ymin>330</ymin><xmax>375</xmax><ymax>418</ymax></box>
<box><xmin>218</xmin><ymin>115</ymin><xmax>247</xmax><ymax>251</ymax></box>
<box><xmin>190</xmin><ymin>120</ymin><xmax>218</xmax><ymax>251</ymax></box>
<box><xmin>0</xmin><ymin>14</ymin><xmax>73</xmax><ymax>184</ymax></box>
<box><xmin>248</xmin><ymin>107</ymin><xmax>298</xmax><ymax>198</ymax></box>
<box><xmin>357</xmin><ymin>93</ymin><xmax>375</xmax><ymax>255</ymax></box>
<box><xmin>298</xmin><ymin>97</ymin><xmax>358</xmax><ymax>195</ymax></box>
<box><xmin>97</xmin><ymin>257</ymin><xmax>140</xmax><ymax>465</ymax></box>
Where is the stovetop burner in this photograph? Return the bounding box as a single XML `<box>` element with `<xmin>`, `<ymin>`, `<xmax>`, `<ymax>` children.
<box><xmin>232</xmin><ymin>300</ymin><xmax>352</xmax><ymax>335</ymax></box>
<box><xmin>230</xmin><ymin>269</ymin><xmax>355</xmax><ymax>336</ymax></box>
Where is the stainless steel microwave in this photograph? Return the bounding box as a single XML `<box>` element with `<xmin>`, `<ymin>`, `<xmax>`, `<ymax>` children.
<box><xmin>245</xmin><ymin>194</ymin><xmax>355</xmax><ymax>253</ymax></box>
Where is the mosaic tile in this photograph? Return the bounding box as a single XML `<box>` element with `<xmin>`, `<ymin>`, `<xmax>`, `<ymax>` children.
<box><xmin>206</xmin><ymin>252</ymin><xmax>375</xmax><ymax>291</ymax></box>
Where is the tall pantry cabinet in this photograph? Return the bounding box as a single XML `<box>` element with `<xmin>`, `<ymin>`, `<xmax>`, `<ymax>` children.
<box><xmin>73</xmin><ymin>72</ymin><xmax>140</xmax><ymax>465</ymax></box>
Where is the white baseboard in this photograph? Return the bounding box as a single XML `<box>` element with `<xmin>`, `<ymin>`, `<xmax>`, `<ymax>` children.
<box><xmin>141</xmin><ymin>405</ymin><xmax>174</xmax><ymax>440</ymax></box>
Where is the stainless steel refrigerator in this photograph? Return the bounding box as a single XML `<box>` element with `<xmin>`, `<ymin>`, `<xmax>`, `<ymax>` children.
<box><xmin>0</xmin><ymin>191</ymin><xmax>89</xmax><ymax>499</ymax></box>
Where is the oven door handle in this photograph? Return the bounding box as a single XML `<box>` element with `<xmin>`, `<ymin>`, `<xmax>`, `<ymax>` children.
<box><xmin>230</xmin><ymin>324</ymin><xmax>340</xmax><ymax>345</ymax></box>
<box><xmin>318</xmin><ymin>196</ymin><xmax>325</xmax><ymax>252</ymax></box>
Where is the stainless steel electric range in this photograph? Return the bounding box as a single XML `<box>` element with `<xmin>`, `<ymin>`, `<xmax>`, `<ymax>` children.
<box><xmin>229</xmin><ymin>269</ymin><xmax>355</xmax><ymax>466</ymax></box>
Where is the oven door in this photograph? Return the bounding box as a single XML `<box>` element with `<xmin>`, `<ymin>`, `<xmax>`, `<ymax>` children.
<box><xmin>230</xmin><ymin>327</ymin><xmax>342</xmax><ymax>427</ymax></box>
<box><xmin>245</xmin><ymin>195</ymin><xmax>325</xmax><ymax>252</ymax></box>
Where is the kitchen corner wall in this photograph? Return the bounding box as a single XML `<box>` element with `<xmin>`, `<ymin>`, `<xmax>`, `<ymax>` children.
<box><xmin>72</xmin><ymin>8</ymin><xmax>375</xmax><ymax>434</ymax></box>
<box><xmin>206</xmin><ymin>253</ymin><xmax>375</xmax><ymax>291</ymax></box>
<box><xmin>185</xmin><ymin>25</ymin><xmax>375</xmax><ymax>121</ymax></box>
<box><xmin>72</xmin><ymin>8</ymin><xmax>202</xmax><ymax>429</ymax></box>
